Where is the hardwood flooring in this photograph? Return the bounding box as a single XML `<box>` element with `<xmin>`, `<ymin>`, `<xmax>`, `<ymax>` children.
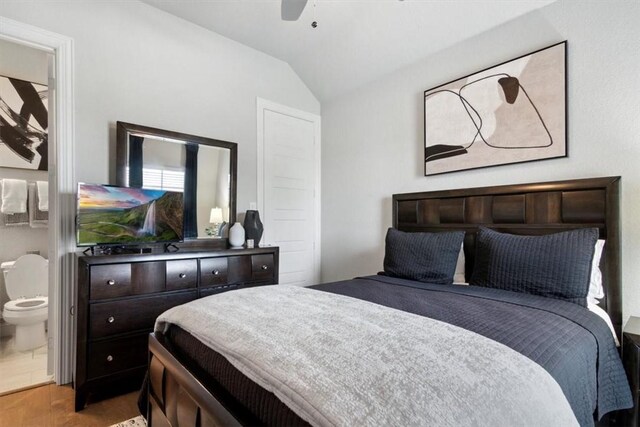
<box><xmin>0</xmin><ymin>383</ymin><xmax>140</xmax><ymax>427</ymax></box>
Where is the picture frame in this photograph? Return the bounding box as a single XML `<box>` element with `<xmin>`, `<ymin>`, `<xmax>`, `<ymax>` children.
<box><xmin>0</xmin><ymin>75</ymin><xmax>49</xmax><ymax>171</ymax></box>
<box><xmin>424</xmin><ymin>41</ymin><xmax>567</xmax><ymax>176</ymax></box>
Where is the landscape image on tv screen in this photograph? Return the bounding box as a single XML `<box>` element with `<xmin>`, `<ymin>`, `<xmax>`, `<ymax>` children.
<box><xmin>77</xmin><ymin>184</ymin><xmax>184</xmax><ymax>246</ymax></box>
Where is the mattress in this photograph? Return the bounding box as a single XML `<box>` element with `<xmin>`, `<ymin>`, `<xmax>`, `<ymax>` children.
<box><xmin>152</xmin><ymin>275</ymin><xmax>632</xmax><ymax>426</ymax></box>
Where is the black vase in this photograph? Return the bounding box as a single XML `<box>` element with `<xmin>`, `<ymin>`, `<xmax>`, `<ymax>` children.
<box><xmin>243</xmin><ymin>210</ymin><xmax>264</xmax><ymax>245</ymax></box>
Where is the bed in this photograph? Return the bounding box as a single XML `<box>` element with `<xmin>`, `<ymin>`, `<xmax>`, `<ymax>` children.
<box><xmin>143</xmin><ymin>176</ymin><xmax>632</xmax><ymax>427</ymax></box>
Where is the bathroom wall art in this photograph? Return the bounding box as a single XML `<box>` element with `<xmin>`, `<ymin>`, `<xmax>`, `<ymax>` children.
<box><xmin>0</xmin><ymin>75</ymin><xmax>48</xmax><ymax>171</ymax></box>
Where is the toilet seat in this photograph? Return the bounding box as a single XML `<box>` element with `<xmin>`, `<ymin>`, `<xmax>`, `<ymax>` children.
<box><xmin>4</xmin><ymin>255</ymin><xmax>48</xmax><ymax>300</ymax></box>
<box><xmin>4</xmin><ymin>297</ymin><xmax>48</xmax><ymax>312</ymax></box>
<box><xmin>1</xmin><ymin>254</ymin><xmax>49</xmax><ymax>351</ymax></box>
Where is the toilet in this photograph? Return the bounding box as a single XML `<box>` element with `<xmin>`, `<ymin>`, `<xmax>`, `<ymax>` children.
<box><xmin>2</xmin><ymin>254</ymin><xmax>48</xmax><ymax>352</ymax></box>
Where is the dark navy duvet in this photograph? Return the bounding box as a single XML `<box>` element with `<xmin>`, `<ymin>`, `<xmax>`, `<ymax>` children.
<box><xmin>312</xmin><ymin>275</ymin><xmax>633</xmax><ymax>426</ymax></box>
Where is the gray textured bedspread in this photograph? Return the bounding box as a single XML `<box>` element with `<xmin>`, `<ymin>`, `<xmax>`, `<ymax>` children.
<box><xmin>157</xmin><ymin>285</ymin><xmax>579</xmax><ymax>427</ymax></box>
<box><xmin>312</xmin><ymin>275</ymin><xmax>633</xmax><ymax>426</ymax></box>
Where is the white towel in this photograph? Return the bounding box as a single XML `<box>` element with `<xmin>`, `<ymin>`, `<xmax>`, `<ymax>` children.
<box><xmin>1</xmin><ymin>179</ymin><xmax>28</xmax><ymax>214</ymax></box>
<box><xmin>36</xmin><ymin>181</ymin><xmax>48</xmax><ymax>212</ymax></box>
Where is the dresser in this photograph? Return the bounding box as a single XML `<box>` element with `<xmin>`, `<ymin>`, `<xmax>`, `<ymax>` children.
<box><xmin>74</xmin><ymin>246</ymin><xmax>279</xmax><ymax>411</ymax></box>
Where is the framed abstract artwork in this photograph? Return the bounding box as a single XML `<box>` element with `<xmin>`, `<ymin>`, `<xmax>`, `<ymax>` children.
<box><xmin>424</xmin><ymin>41</ymin><xmax>566</xmax><ymax>176</ymax></box>
<box><xmin>0</xmin><ymin>75</ymin><xmax>48</xmax><ymax>171</ymax></box>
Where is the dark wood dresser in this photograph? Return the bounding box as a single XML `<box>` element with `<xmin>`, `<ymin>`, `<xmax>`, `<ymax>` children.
<box><xmin>74</xmin><ymin>246</ymin><xmax>279</xmax><ymax>411</ymax></box>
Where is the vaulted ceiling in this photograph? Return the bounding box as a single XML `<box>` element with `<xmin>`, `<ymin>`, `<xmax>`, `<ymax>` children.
<box><xmin>142</xmin><ymin>0</ymin><xmax>555</xmax><ymax>102</ymax></box>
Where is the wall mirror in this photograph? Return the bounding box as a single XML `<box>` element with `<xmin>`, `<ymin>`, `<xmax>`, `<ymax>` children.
<box><xmin>116</xmin><ymin>121</ymin><xmax>237</xmax><ymax>244</ymax></box>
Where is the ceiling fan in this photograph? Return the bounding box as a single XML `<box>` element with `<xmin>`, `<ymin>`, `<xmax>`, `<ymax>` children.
<box><xmin>281</xmin><ymin>0</ymin><xmax>309</xmax><ymax>21</ymax></box>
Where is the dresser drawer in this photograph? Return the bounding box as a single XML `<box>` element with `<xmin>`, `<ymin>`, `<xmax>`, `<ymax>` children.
<box><xmin>90</xmin><ymin>262</ymin><xmax>168</xmax><ymax>300</ymax></box>
<box><xmin>200</xmin><ymin>257</ymin><xmax>228</xmax><ymax>286</ymax></box>
<box><xmin>251</xmin><ymin>254</ymin><xmax>275</xmax><ymax>281</ymax></box>
<box><xmin>165</xmin><ymin>260</ymin><xmax>198</xmax><ymax>291</ymax></box>
<box><xmin>199</xmin><ymin>283</ymin><xmax>240</xmax><ymax>298</ymax></box>
<box><xmin>87</xmin><ymin>334</ymin><xmax>148</xmax><ymax>380</ymax></box>
<box><xmin>89</xmin><ymin>291</ymin><xmax>197</xmax><ymax>339</ymax></box>
<box><xmin>90</xmin><ymin>264</ymin><xmax>132</xmax><ymax>300</ymax></box>
<box><xmin>130</xmin><ymin>262</ymin><xmax>166</xmax><ymax>295</ymax></box>
<box><xmin>227</xmin><ymin>256</ymin><xmax>252</xmax><ymax>284</ymax></box>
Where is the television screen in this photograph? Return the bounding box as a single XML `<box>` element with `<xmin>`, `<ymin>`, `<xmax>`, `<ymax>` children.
<box><xmin>77</xmin><ymin>183</ymin><xmax>184</xmax><ymax>247</ymax></box>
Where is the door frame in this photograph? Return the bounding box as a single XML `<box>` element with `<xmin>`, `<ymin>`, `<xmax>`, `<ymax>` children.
<box><xmin>256</xmin><ymin>98</ymin><xmax>321</xmax><ymax>284</ymax></box>
<box><xmin>0</xmin><ymin>16</ymin><xmax>76</xmax><ymax>384</ymax></box>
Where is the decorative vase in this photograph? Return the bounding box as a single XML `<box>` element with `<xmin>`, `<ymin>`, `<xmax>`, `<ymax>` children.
<box><xmin>243</xmin><ymin>210</ymin><xmax>264</xmax><ymax>246</ymax></box>
<box><xmin>217</xmin><ymin>221</ymin><xmax>228</xmax><ymax>237</ymax></box>
<box><xmin>228</xmin><ymin>222</ymin><xmax>245</xmax><ymax>247</ymax></box>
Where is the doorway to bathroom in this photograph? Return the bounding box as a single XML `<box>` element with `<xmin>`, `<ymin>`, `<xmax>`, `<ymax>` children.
<box><xmin>0</xmin><ymin>38</ymin><xmax>54</xmax><ymax>394</ymax></box>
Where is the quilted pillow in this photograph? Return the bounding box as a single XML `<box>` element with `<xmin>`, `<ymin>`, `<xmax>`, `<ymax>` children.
<box><xmin>470</xmin><ymin>227</ymin><xmax>598</xmax><ymax>306</ymax></box>
<box><xmin>383</xmin><ymin>228</ymin><xmax>465</xmax><ymax>285</ymax></box>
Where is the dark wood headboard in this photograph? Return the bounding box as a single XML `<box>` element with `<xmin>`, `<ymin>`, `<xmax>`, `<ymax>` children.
<box><xmin>392</xmin><ymin>176</ymin><xmax>622</xmax><ymax>338</ymax></box>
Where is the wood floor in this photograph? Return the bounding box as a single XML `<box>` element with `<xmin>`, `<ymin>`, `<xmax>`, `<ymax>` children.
<box><xmin>0</xmin><ymin>383</ymin><xmax>140</xmax><ymax>427</ymax></box>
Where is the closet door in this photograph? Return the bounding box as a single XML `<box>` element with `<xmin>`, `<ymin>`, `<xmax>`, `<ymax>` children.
<box><xmin>257</xmin><ymin>99</ymin><xmax>320</xmax><ymax>287</ymax></box>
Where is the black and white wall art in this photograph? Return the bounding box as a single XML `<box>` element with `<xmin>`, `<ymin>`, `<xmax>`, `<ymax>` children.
<box><xmin>424</xmin><ymin>42</ymin><xmax>566</xmax><ymax>176</ymax></box>
<box><xmin>0</xmin><ymin>75</ymin><xmax>48</xmax><ymax>171</ymax></box>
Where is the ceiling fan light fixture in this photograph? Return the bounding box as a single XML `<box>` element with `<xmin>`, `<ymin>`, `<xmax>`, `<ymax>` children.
<box><xmin>281</xmin><ymin>0</ymin><xmax>309</xmax><ymax>21</ymax></box>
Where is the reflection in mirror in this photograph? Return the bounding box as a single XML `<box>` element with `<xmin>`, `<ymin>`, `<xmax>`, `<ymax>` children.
<box><xmin>116</xmin><ymin>122</ymin><xmax>237</xmax><ymax>241</ymax></box>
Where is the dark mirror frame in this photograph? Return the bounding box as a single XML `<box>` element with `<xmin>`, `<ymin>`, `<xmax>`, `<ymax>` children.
<box><xmin>115</xmin><ymin>121</ymin><xmax>237</xmax><ymax>250</ymax></box>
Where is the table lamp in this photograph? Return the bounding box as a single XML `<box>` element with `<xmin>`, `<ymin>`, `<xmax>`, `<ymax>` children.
<box><xmin>206</xmin><ymin>207</ymin><xmax>224</xmax><ymax>237</ymax></box>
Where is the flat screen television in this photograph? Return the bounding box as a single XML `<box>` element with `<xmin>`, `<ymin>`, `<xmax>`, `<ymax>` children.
<box><xmin>76</xmin><ymin>183</ymin><xmax>184</xmax><ymax>247</ymax></box>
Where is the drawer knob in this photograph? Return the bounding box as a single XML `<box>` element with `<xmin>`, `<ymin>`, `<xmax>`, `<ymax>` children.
<box><xmin>106</xmin><ymin>355</ymin><xmax>113</xmax><ymax>362</ymax></box>
<box><xmin>212</xmin><ymin>270</ymin><xmax>220</xmax><ymax>276</ymax></box>
<box><xmin>107</xmin><ymin>279</ymin><xmax>115</xmax><ymax>286</ymax></box>
<box><xmin>261</xmin><ymin>265</ymin><xmax>269</xmax><ymax>270</ymax></box>
<box><xmin>107</xmin><ymin>316</ymin><xmax>115</xmax><ymax>324</ymax></box>
<box><xmin>179</xmin><ymin>273</ymin><xmax>187</xmax><ymax>279</ymax></box>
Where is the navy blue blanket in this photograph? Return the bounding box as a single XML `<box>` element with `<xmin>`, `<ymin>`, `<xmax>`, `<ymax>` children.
<box><xmin>312</xmin><ymin>275</ymin><xmax>632</xmax><ymax>426</ymax></box>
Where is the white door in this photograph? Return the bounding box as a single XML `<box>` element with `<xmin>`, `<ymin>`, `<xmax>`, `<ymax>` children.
<box><xmin>257</xmin><ymin>99</ymin><xmax>320</xmax><ymax>286</ymax></box>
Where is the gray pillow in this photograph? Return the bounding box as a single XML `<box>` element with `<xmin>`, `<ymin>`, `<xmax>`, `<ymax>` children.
<box><xmin>470</xmin><ymin>227</ymin><xmax>598</xmax><ymax>306</ymax></box>
<box><xmin>383</xmin><ymin>228</ymin><xmax>465</xmax><ymax>285</ymax></box>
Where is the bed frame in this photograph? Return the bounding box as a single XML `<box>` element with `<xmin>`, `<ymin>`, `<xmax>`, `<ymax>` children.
<box><xmin>393</xmin><ymin>176</ymin><xmax>622</xmax><ymax>338</ymax></box>
<box><xmin>146</xmin><ymin>176</ymin><xmax>622</xmax><ymax>427</ymax></box>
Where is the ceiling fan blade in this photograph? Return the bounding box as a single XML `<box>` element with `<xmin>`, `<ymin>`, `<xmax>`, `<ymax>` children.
<box><xmin>281</xmin><ymin>0</ymin><xmax>308</xmax><ymax>21</ymax></box>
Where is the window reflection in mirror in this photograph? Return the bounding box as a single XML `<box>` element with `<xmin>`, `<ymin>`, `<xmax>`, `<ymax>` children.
<box><xmin>117</xmin><ymin>122</ymin><xmax>237</xmax><ymax>241</ymax></box>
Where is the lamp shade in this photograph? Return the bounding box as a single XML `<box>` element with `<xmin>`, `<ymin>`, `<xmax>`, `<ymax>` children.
<box><xmin>209</xmin><ymin>207</ymin><xmax>223</xmax><ymax>224</ymax></box>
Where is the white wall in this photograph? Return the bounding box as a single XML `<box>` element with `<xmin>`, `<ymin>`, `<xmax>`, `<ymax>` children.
<box><xmin>0</xmin><ymin>38</ymin><xmax>48</xmax><ymax>85</ymax></box>
<box><xmin>196</xmin><ymin>146</ymin><xmax>220</xmax><ymax>236</ymax></box>
<box><xmin>0</xmin><ymin>0</ymin><xmax>320</xmax><ymax>214</ymax></box>
<box><xmin>0</xmin><ymin>39</ymin><xmax>49</xmax><ymax>333</ymax></box>
<box><xmin>321</xmin><ymin>0</ymin><xmax>640</xmax><ymax>321</ymax></box>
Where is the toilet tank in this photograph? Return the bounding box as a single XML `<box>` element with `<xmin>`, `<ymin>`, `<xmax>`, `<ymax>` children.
<box><xmin>1</xmin><ymin>261</ymin><xmax>15</xmax><ymax>282</ymax></box>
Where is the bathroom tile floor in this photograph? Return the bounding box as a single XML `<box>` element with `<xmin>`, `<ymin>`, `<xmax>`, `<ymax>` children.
<box><xmin>0</xmin><ymin>335</ymin><xmax>53</xmax><ymax>394</ymax></box>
